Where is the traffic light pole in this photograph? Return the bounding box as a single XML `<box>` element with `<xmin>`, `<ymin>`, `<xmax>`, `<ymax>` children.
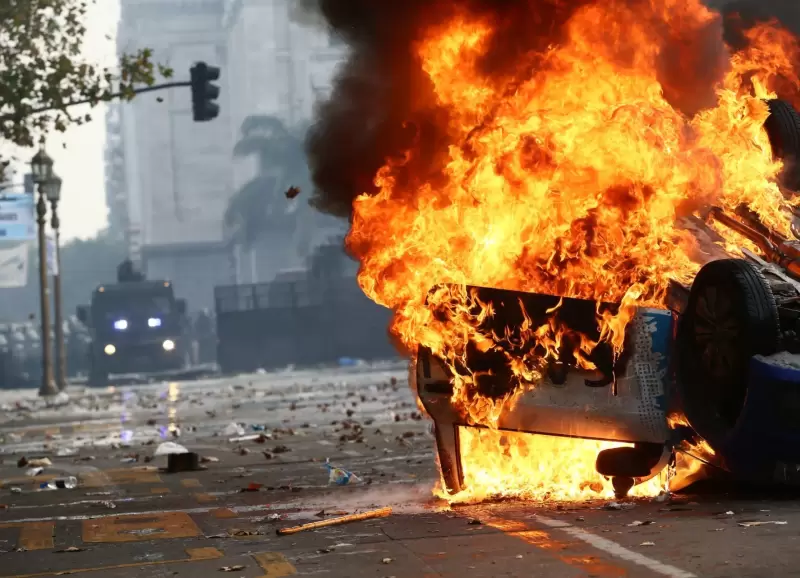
<box><xmin>0</xmin><ymin>81</ymin><xmax>192</xmax><ymax>122</ymax></box>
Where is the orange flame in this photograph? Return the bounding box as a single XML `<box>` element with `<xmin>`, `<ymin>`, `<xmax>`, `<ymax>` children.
<box><xmin>347</xmin><ymin>1</ymin><xmax>799</xmax><ymax>501</ymax></box>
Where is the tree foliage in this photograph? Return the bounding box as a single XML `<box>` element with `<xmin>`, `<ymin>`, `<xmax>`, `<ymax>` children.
<box><xmin>0</xmin><ymin>0</ymin><xmax>172</xmax><ymax>169</ymax></box>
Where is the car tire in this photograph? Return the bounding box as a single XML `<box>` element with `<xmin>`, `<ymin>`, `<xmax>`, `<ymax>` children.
<box><xmin>764</xmin><ymin>99</ymin><xmax>800</xmax><ymax>192</ymax></box>
<box><xmin>595</xmin><ymin>444</ymin><xmax>664</xmax><ymax>478</ymax></box>
<box><xmin>676</xmin><ymin>259</ymin><xmax>780</xmax><ymax>450</ymax></box>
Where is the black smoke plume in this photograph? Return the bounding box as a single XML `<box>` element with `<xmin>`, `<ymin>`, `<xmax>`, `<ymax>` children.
<box><xmin>302</xmin><ymin>0</ymin><xmax>799</xmax><ymax>220</ymax></box>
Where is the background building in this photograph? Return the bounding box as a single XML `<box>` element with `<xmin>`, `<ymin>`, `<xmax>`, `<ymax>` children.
<box><xmin>106</xmin><ymin>0</ymin><xmax>348</xmax><ymax>310</ymax></box>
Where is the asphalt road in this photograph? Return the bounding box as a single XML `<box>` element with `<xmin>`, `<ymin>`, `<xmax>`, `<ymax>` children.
<box><xmin>0</xmin><ymin>364</ymin><xmax>797</xmax><ymax>578</ymax></box>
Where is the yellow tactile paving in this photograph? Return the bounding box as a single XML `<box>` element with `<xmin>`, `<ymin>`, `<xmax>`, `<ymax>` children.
<box><xmin>194</xmin><ymin>493</ymin><xmax>217</xmax><ymax>503</ymax></box>
<box><xmin>72</xmin><ymin>422</ymin><xmax>119</xmax><ymax>433</ymax></box>
<box><xmin>6</xmin><ymin>547</ymin><xmax>223</xmax><ymax>578</ymax></box>
<box><xmin>150</xmin><ymin>487</ymin><xmax>171</xmax><ymax>494</ymax></box>
<box><xmin>253</xmin><ymin>552</ymin><xmax>297</xmax><ymax>577</ymax></box>
<box><xmin>211</xmin><ymin>508</ymin><xmax>237</xmax><ymax>519</ymax></box>
<box><xmin>82</xmin><ymin>511</ymin><xmax>202</xmax><ymax>543</ymax></box>
<box><xmin>0</xmin><ymin>522</ymin><xmax>55</xmax><ymax>550</ymax></box>
<box><xmin>81</xmin><ymin>467</ymin><xmax>162</xmax><ymax>488</ymax></box>
<box><xmin>180</xmin><ymin>478</ymin><xmax>202</xmax><ymax>488</ymax></box>
<box><xmin>0</xmin><ymin>475</ymin><xmax>53</xmax><ymax>489</ymax></box>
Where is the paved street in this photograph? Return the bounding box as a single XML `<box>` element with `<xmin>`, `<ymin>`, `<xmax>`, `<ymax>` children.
<box><xmin>0</xmin><ymin>364</ymin><xmax>798</xmax><ymax>578</ymax></box>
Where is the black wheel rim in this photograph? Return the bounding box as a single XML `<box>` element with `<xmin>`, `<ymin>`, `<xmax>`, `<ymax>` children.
<box><xmin>693</xmin><ymin>285</ymin><xmax>741</xmax><ymax>383</ymax></box>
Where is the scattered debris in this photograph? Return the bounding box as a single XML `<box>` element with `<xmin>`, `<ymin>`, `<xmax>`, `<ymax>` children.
<box><xmin>26</xmin><ymin>467</ymin><xmax>43</xmax><ymax>477</ymax></box>
<box><xmin>55</xmin><ymin>547</ymin><xmax>87</xmax><ymax>553</ymax></box>
<box><xmin>285</xmin><ymin>186</ymin><xmax>301</xmax><ymax>199</ymax></box>
<box><xmin>166</xmin><ymin>452</ymin><xmax>201</xmax><ymax>473</ymax></box>
<box><xmin>223</xmin><ymin>423</ymin><xmax>245</xmax><ymax>437</ymax></box>
<box><xmin>326</xmin><ymin>460</ymin><xmax>361</xmax><ymax>486</ymax></box>
<box><xmin>738</xmin><ymin>521</ymin><xmax>788</xmax><ymax>528</ymax></box>
<box><xmin>229</xmin><ymin>434</ymin><xmax>264</xmax><ymax>443</ymax></box>
<box><xmin>467</xmin><ymin>519</ymin><xmax>482</xmax><ymax>525</ymax></box>
<box><xmin>154</xmin><ymin>442</ymin><xmax>188</xmax><ymax>456</ymax></box>
<box><xmin>315</xmin><ymin>510</ymin><xmax>349</xmax><ymax>518</ymax></box>
<box><xmin>628</xmin><ymin>520</ymin><xmax>654</xmax><ymax>527</ymax></box>
<box><xmin>382</xmin><ymin>557</ymin><xmax>393</xmax><ymax>564</ymax></box>
<box><xmin>277</xmin><ymin>507</ymin><xmax>392</xmax><ymax>536</ymax></box>
<box><xmin>241</xmin><ymin>483</ymin><xmax>263</xmax><ymax>492</ymax></box>
<box><xmin>639</xmin><ymin>542</ymin><xmax>656</xmax><ymax>547</ymax></box>
<box><xmin>10</xmin><ymin>487</ymin><xmax>21</xmax><ymax>494</ymax></box>
<box><xmin>603</xmin><ymin>502</ymin><xmax>635</xmax><ymax>511</ymax></box>
<box><xmin>200</xmin><ymin>456</ymin><xmax>219</xmax><ymax>464</ymax></box>
<box><xmin>219</xmin><ymin>565</ymin><xmax>245</xmax><ymax>572</ymax></box>
<box><xmin>230</xmin><ymin>529</ymin><xmax>263</xmax><ymax>536</ymax></box>
<box><xmin>23</xmin><ymin>457</ymin><xmax>51</xmax><ymax>468</ymax></box>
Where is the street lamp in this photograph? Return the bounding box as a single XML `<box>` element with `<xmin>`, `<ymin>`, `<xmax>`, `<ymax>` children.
<box><xmin>30</xmin><ymin>148</ymin><xmax>57</xmax><ymax>396</ymax></box>
<box><xmin>30</xmin><ymin>148</ymin><xmax>54</xmax><ymax>184</ymax></box>
<box><xmin>44</xmin><ymin>173</ymin><xmax>66</xmax><ymax>391</ymax></box>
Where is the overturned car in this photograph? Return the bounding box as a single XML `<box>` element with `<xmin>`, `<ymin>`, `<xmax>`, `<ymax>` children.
<box><xmin>412</xmin><ymin>99</ymin><xmax>800</xmax><ymax>499</ymax></box>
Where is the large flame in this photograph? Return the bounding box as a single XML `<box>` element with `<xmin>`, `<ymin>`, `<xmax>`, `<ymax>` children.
<box><xmin>345</xmin><ymin>0</ymin><xmax>800</xmax><ymax>501</ymax></box>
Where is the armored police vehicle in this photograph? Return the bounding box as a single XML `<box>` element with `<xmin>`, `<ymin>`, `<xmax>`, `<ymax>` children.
<box><xmin>76</xmin><ymin>261</ymin><xmax>190</xmax><ymax>387</ymax></box>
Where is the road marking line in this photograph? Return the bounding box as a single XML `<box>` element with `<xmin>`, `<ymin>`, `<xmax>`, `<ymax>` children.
<box><xmin>253</xmin><ymin>552</ymin><xmax>297</xmax><ymax>577</ymax></box>
<box><xmin>2</xmin><ymin>503</ymin><xmax>280</xmax><ymax>524</ymax></box>
<box><xmin>493</xmin><ymin>512</ymin><xmax>696</xmax><ymax>578</ymax></box>
<box><xmin>181</xmin><ymin>478</ymin><xmax>202</xmax><ymax>488</ymax></box>
<box><xmin>0</xmin><ymin>522</ymin><xmax>55</xmax><ymax>550</ymax></box>
<box><xmin>5</xmin><ymin>547</ymin><xmax>223</xmax><ymax>578</ymax></box>
<box><xmin>82</xmin><ymin>511</ymin><xmax>202</xmax><ymax>543</ymax></box>
<box><xmin>553</xmin><ymin>521</ymin><xmax>696</xmax><ymax>578</ymax></box>
<box><xmin>211</xmin><ymin>508</ymin><xmax>237</xmax><ymax>519</ymax></box>
<box><xmin>483</xmin><ymin>517</ymin><xmax>628</xmax><ymax>578</ymax></box>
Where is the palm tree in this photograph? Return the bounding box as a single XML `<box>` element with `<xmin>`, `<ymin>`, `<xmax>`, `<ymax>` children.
<box><xmin>225</xmin><ymin>115</ymin><xmax>315</xmax><ymax>249</ymax></box>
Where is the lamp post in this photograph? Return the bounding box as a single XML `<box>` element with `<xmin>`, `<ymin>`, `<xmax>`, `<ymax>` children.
<box><xmin>44</xmin><ymin>174</ymin><xmax>65</xmax><ymax>390</ymax></box>
<box><xmin>30</xmin><ymin>148</ymin><xmax>58</xmax><ymax>396</ymax></box>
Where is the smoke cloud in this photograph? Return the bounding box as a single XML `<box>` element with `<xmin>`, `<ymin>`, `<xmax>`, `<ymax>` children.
<box><xmin>302</xmin><ymin>0</ymin><xmax>800</xmax><ymax>220</ymax></box>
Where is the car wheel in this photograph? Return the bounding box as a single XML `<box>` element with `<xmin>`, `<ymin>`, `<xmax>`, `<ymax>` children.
<box><xmin>764</xmin><ymin>99</ymin><xmax>800</xmax><ymax>192</ymax></box>
<box><xmin>676</xmin><ymin>258</ymin><xmax>780</xmax><ymax>450</ymax></box>
<box><xmin>595</xmin><ymin>444</ymin><xmax>664</xmax><ymax>478</ymax></box>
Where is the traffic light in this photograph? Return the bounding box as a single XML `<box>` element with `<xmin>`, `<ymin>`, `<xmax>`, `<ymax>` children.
<box><xmin>190</xmin><ymin>61</ymin><xmax>221</xmax><ymax>122</ymax></box>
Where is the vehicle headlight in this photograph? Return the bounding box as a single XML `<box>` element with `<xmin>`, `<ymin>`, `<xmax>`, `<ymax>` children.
<box><xmin>113</xmin><ymin>319</ymin><xmax>128</xmax><ymax>331</ymax></box>
<box><xmin>162</xmin><ymin>339</ymin><xmax>175</xmax><ymax>351</ymax></box>
<box><xmin>104</xmin><ymin>344</ymin><xmax>116</xmax><ymax>355</ymax></box>
<box><xmin>148</xmin><ymin>317</ymin><xmax>162</xmax><ymax>328</ymax></box>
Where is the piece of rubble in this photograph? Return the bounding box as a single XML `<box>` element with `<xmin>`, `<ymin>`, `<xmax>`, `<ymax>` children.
<box><xmin>154</xmin><ymin>442</ymin><xmax>188</xmax><ymax>456</ymax></box>
<box><xmin>639</xmin><ymin>542</ymin><xmax>655</xmax><ymax>547</ymax></box>
<box><xmin>223</xmin><ymin>423</ymin><xmax>245</xmax><ymax>437</ymax></box>
<box><xmin>738</xmin><ymin>521</ymin><xmax>788</xmax><ymax>527</ymax></box>
<box><xmin>166</xmin><ymin>452</ymin><xmax>200</xmax><ymax>473</ymax></box>
<box><xmin>219</xmin><ymin>565</ymin><xmax>246</xmax><ymax>572</ymax></box>
<box><xmin>277</xmin><ymin>507</ymin><xmax>392</xmax><ymax>536</ymax></box>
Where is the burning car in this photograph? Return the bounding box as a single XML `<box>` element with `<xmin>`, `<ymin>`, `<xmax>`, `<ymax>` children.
<box><xmin>307</xmin><ymin>0</ymin><xmax>800</xmax><ymax>502</ymax></box>
<box><xmin>410</xmin><ymin>98</ymin><xmax>800</xmax><ymax>500</ymax></box>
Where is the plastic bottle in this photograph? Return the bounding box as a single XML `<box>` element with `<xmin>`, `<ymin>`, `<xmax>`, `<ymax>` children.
<box><xmin>41</xmin><ymin>476</ymin><xmax>77</xmax><ymax>490</ymax></box>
